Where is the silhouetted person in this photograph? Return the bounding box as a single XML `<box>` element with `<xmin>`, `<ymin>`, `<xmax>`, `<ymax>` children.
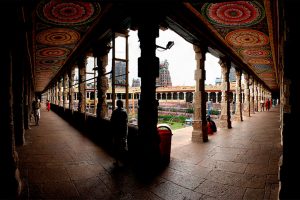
<box><xmin>110</xmin><ymin>100</ymin><xmax>128</xmax><ymax>166</ymax></box>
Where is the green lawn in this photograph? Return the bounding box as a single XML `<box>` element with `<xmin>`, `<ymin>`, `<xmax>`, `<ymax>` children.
<box><xmin>158</xmin><ymin>115</ymin><xmax>187</xmax><ymax>130</ymax></box>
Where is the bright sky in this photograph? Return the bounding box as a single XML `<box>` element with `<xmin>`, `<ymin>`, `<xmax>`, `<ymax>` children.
<box><xmin>104</xmin><ymin>29</ymin><xmax>222</xmax><ymax>86</ymax></box>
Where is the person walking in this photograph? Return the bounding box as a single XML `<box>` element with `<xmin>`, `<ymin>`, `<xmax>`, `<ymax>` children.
<box><xmin>110</xmin><ymin>100</ymin><xmax>128</xmax><ymax>167</ymax></box>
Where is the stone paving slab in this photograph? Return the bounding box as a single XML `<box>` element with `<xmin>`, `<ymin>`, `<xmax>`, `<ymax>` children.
<box><xmin>18</xmin><ymin>107</ymin><xmax>281</xmax><ymax>199</ymax></box>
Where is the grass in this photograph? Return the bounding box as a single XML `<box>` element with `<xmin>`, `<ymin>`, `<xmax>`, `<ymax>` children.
<box><xmin>158</xmin><ymin>115</ymin><xmax>188</xmax><ymax>130</ymax></box>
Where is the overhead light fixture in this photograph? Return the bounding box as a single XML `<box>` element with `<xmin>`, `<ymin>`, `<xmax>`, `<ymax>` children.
<box><xmin>156</xmin><ymin>41</ymin><xmax>174</xmax><ymax>50</ymax></box>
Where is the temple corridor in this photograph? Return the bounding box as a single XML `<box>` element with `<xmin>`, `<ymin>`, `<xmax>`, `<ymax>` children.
<box><xmin>18</xmin><ymin>106</ymin><xmax>281</xmax><ymax>199</ymax></box>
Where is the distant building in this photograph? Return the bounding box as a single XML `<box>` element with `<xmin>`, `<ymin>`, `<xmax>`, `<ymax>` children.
<box><xmin>110</xmin><ymin>61</ymin><xmax>126</xmax><ymax>87</ymax></box>
<box><xmin>215</xmin><ymin>77</ymin><xmax>221</xmax><ymax>85</ymax></box>
<box><xmin>132</xmin><ymin>78</ymin><xmax>141</xmax><ymax>87</ymax></box>
<box><xmin>156</xmin><ymin>59</ymin><xmax>172</xmax><ymax>87</ymax></box>
<box><xmin>215</xmin><ymin>67</ymin><xmax>236</xmax><ymax>85</ymax></box>
<box><xmin>229</xmin><ymin>67</ymin><xmax>236</xmax><ymax>82</ymax></box>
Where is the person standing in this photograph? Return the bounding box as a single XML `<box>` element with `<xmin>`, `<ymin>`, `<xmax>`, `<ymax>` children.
<box><xmin>266</xmin><ymin>98</ymin><xmax>271</xmax><ymax>111</ymax></box>
<box><xmin>32</xmin><ymin>98</ymin><xmax>41</xmax><ymax>125</ymax></box>
<box><xmin>207</xmin><ymin>99</ymin><xmax>212</xmax><ymax>115</ymax></box>
<box><xmin>35</xmin><ymin>99</ymin><xmax>41</xmax><ymax>125</ymax></box>
<box><xmin>46</xmin><ymin>100</ymin><xmax>50</xmax><ymax>111</ymax></box>
<box><xmin>110</xmin><ymin>100</ymin><xmax>128</xmax><ymax>166</ymax></box>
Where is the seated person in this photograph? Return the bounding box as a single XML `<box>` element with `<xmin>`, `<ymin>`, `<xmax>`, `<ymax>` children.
<box><xmin>207</xmin><ymin>115</ymin><xmax>217</xmax><ymax>134</ymax></box>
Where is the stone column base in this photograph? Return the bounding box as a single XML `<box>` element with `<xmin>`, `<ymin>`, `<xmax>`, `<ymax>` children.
<box><xmin>219</xmin><ymin>115</ymin><xmax>232</xmax><ymax>128</ymax></box>
<box><xmin>192</xmin><ymin>120</ymin><xmax>204</xmax><ymax>142</ymax></box>
<box><xmin>232</xmin><ymin>114</ymin><xmax>243</xmax><ymax>122</ymax></box>
<box><xmin>192</xmin><ymin>130</ymin><xmax>203</xmax><ymax>142</ymax></box>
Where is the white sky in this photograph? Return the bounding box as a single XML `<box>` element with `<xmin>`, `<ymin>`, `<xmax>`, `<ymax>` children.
<box><xmin>102</xmin><ymin>29</ymin><xmax>222</xmax><ymax>86</ymax></box>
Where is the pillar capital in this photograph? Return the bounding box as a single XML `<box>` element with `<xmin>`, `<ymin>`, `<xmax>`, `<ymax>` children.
<box><xmin>93</xmin><ymin>44</ymin><xmax>111</xmax><ymax>58</ymax></box>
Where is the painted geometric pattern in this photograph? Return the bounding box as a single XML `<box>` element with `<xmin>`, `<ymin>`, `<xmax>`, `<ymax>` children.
<box><xmin>37</xmin><ymin>0</ymin><xmax>101</xmax><ymax>26</ymax></box>
<box><xmin>225</xmin><ymin>29</ymin><xmax>269</xmax><ymax>47</ymax></box>
<box><xmin>34</xmin><ymin>0</ymin><xmax>101</xmax><ymax>91</ymax></box>
<box><xmin>36</xmin><ymin>28</ymin><xmax>80</xmax><ymax>46</ymax></box>
<box><xmin>252</xmin><ymin>64</ymin><xmax>272</xmax><ymax>74</ymax></box>
<box><xmin>240</xmin><ymin>49</ymin><xmax>270</xmax><ymax>58</ymax></box>
<box><xmin>36</xmin><ymin>47</ymin><xmax>70</xmax><ymax>58</ymax></box>
<box><xmin>196</xmin><ymin>0</ymin><xmax>277</xmax><ymax>89</ymax></box>
<box><xmin>248</xmin><ymin>58</ymin><xmax>271</xmax><ymax>65</ymax></box>
<box><xmin>201</xmin><ymin>1</ymin><xmax>265</xmax><ymax>27</ymax></box>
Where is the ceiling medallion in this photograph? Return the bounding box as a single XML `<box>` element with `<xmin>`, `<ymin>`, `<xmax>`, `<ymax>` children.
<box><xmin>248</xmin><ymin>58</ymin><xmax>271</xmax><ymax>64</ymax></box>
<box><xmin>37</xmin><ymin>0</ymin><xmax>101</xmax><ymax>26</ymax></box>
<box><xmin>240</xmin><ymin>48</ymin><xmax>270</xmax><ymax>57</ymax></box>
<box><xmin>225</xmin><ymin>29</ymin><xmax>269</xmax><ymax>47</ymax></box>
<box><xmin>202</xmin><ymin>1</ymin><xmax>265</xmax><ymax>27</ymax></box>
<box><xmin>36</xmin><ymin>28</ymin><xmax>80</xmax><ymax>46</ymax></box>
<box><xmin>36</xmin><ymin>47</ymin><xmax>70</xmax><ymax>58</ymax></box>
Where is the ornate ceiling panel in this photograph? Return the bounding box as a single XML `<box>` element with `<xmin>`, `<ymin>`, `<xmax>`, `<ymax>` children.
<box><xmin>33</xmin><ymin>0</ymin><xmax>101</xmax><ymax>92</ymax></box>
<box><xmin>190</xmin><ymin>0</ymin><xmax>277</xmax><ymax>89</ymax></box>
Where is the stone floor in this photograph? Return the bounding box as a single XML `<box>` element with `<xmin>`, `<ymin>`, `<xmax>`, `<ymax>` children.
<box><xmin>18</xmin><ymin>106</ymin><xmax>281</xmax><ymax>199</ymax></box>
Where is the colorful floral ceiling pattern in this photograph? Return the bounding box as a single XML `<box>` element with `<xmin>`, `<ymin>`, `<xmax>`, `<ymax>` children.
<box><xmin>34</xmin><ymin>0</ymin><xmax>101</xmax><ymax>92</ymax></box>
<box><xmin>201</xmin><ymin>1</ymin><xmax>265</xmax><ymax>27</ymax></box>
<box><xmin>191</xmin><ymin>0</ymin><xmax>277</xmax><ymax>89</ymax></box>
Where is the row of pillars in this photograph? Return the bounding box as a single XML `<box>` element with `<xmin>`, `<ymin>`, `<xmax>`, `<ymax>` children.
<box><xmin>191</xmin><ymin>47</ymin><xmax>272</xmax><ymax>142</ymax></box>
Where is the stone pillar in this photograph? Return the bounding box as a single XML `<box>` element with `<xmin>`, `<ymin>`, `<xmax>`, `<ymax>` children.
<box><xmin>59</xmin><ymin>78</ymin><xmax>63</xmax><ymax>107</ymax></box>
<box><xmin>94</xmin><ymin>45</ymin><xmax>110</xmax><ymax>119</ymax></box>
<box><xmin>243</xmin><ymin>73</ymin><xmax>250</xmax><ymax>117</ymax></box>
<box><xmin>69</xmin><ymin>67</ymin><xmax>75</xmax><ymax>110</ymax></box>
<box><xmin>207</xmin><ymin>92</ymin><xmax>211</xmax><ymax>102</ymax></box>
<box><xmin>78</xmin><ymin>56</ymin><xmax>87</xmax><ymax>113</ymax></box>
<box><xmin>0</xmin><ymin>46</ymin><xmax>22</xmax><ymax>197</ymax></box>
<box><xmin>137</xmin><ymin>16</ymin><xmax>161</xmax><ymax>167</ymax></box>
<box><xmin>233</xmin><ymin>69</ymin><xmax>243</xmax><ymax>121</ymax></box>
<box><xmin>55</xmin><ymin>82</ymin><xmax>59</xmax><ymax>105</ymax></box>
<box><xmin>23</xmin><ymin>69</ymin><xmax>30</xmax><ymax>130</ymax></box>
<box><xmin>12</xmin><ymin>56</ymin><xmax>25</xmax><ymax>145</ymax></box>
<box><xmin>63</xmin><ymin>73</ymin><xmax>68</xmax><ymax>109</ymax></box>
<box><xmin>254</xmin><ymin>80</ymin><xmax>258</xmax><ymax>112</ymax></box>
<box><xmin>218</xmin><ymin>58</ymin><xmax>232</xmax><ymax>128</ymax></box>
<box><xmin>171</xmin><ymin>92</ymin><xmax>174</xmax><ymax>100</ymax></box>
<box><xmin>192</xmin><ymin>45</ymin><xmax>208</xmax><ymax>142</ymax></box>
<box><xmin>249</xmin><ymin>76</ymin><xmax>255</xmax><ymax>114</ymax></box>
<box><xmin>216</xmin><ymin>92</ymin><xmax>219</xmax><ymax>103</ymax></box>
<box><xmin>241</xmin><ymin>92</ymin><xmax>244</xmax><ymax>103</ymax></box>
<box><xmin>257</xmin><ymin>83</ymin><xmax>262</xmax><ymax>111</ymax></box>
<box><xmin>183</xmin><ymin>92</ymin><xmax>186</xmax><ymax>101</ymax></box>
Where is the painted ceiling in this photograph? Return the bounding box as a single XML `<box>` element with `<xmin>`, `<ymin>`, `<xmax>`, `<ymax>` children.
<box><xmin>33</xmin><ymin>0</ymin><xmax>101</xmax><ymax>92</ymax></box>
<box><xmin>32</xmin><ymin>1</ymin><xmax>278</xmax><ymax>92</ymax></box>
<box><xmin>189</xmin><ymin>0</ymin><xmax>277</xmax><ymax>90</ymax></box>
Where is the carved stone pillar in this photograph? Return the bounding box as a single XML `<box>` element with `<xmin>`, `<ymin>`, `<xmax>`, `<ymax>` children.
<box><xmin>254</xmin><ymin>80</ymin><xmax>258</xmax><ymax>112</ymax></box>
<box><xmin>94</xmin><ymin>45</ymin><xmax>110</xmax><ymax>119</ymax></box>
<box><xmin>69</xmin><ymin>67</ymin><xmax>75</xmax><ymax>110</ymax></box>
<box><xmin>216</xmin><ymin>92</ymin><xmax>219</xmax><ymax>103</ymax></box>
<box><xmin>249</xmin><ymin>76</ymin><xmax>255</xmax><ymax>114</ymax></box>
<box><xmin>207</xmin><ymin>92</ymin><xmax>211</xmax><ymax>102</ymax></box>
<box><xmin>243</xmin><ymin>73</ymin><xmax>250</xmax><ymax>117</ymax></box>
<box><xmin>59</xmin><ymin>79</ymin><xmax>63</xmax><ymax>106</ymax></box>
<box><xmin>56</xmin><ymin>82</ymin><xmax>59</xmax><ymax>105</ymax></box>
<box><xmin>218</xmin><ymin>58</ymin><xmax>232</xmax><ymax>128</ymax></box>
<box><xmin>233</xmin><ymin>69</ymin><xmax>243</xmax><ymax>121</ymax></box>
<box><xmin>0</xmin><ymin>47</ymin><xmax>22</xmax><ymax>197</ymax></box>
<box><xmin>78</xmin><ymin>56</ymin><xmax>87</xmax><ymax>113</ymax></box>
<box><xmin>192</xmin><ymin>45</ymin><xmax>208</xmax><ymax>142</ymax></box>
<box><xmin>63</xmin><ymin>73</ymin><xmax>68</xmax><ymax>109</ymax></box>
<box><xmin>137</xmin><ymin>17</ymin><xmax>160</xmax><ymax>166</ymax></box>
